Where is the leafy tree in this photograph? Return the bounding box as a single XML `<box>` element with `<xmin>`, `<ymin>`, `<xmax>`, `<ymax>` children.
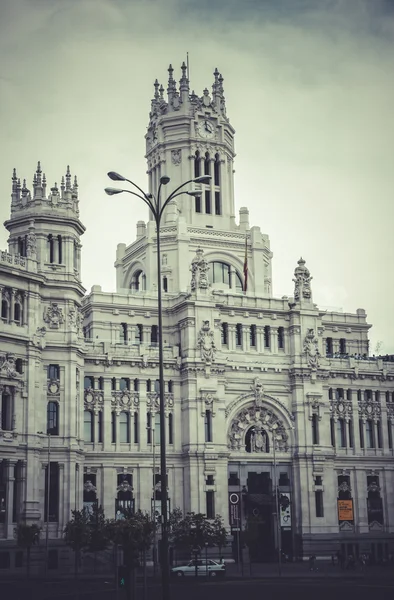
<box><xmin>63</xmin><ymin>509</ymin><xmax>91</xmax><ymax>579</ymax></box>
<box><xmin>211</xmin><ymin>515</ymin><xmax>228</xmax><ymax>557</ymax></box>
<box><xmin>170</xmin><ymin>511</ymin><xmax>214</xmax><ymax>553</ymax></box>
<box><xmin>86</xmin><ymin>505</ymin><xmax>110</xmax><ymax>572</ymax></box>
<box><xmin>14</xmin><ymin>523</ymin><xmax>41</xmax><ymax>578</ymax></box>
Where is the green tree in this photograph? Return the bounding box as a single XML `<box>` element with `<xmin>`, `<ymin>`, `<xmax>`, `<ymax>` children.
<box><xmin>14</xmin><ymin>523</ymin><xmax>41</xmax><ymax>578</ymax></box>
<box><xmin>86</xmin><ymin>505</ymin><xmax>110</xmax><ymax>573</ymax></box>
<box><xmin>211</xmin><ymin>515</ymin><xmax>227</xmax><ymax>557</ymax></box>
<box><xmin>63</xmin><ymin>509</ymin><xmax>91</xmax><ymax>579</ymax></box>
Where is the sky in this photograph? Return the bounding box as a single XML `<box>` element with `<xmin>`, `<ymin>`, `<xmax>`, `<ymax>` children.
<box><xmin>0</xmin><ymin>0</ymin><xmax>393</xmax><ymax>353</ymax></box>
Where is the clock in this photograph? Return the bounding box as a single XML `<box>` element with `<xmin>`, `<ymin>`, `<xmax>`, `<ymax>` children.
<box><xmin>198</xmin><ymin>119</ymin><xmax>215</xmax><ymax>139</ymax></box>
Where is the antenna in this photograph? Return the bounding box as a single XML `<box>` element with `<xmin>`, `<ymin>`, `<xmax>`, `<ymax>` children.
<box><xmin>187</xmin><ymin>52</ymin><xmax>190</xmax><ymax>81</ymax></box>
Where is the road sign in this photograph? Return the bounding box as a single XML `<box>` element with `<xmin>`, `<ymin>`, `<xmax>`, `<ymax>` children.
<box><xmin>229</xmin><ymin>492</ymin><xmax>241</xmax><ymax>528</ymax></box>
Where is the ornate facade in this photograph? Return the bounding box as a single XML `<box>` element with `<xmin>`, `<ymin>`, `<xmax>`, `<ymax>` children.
<box><xmin>1</xmin><ymin>62</ymin><xmax>394</xmax><ymax>571</ymax></box>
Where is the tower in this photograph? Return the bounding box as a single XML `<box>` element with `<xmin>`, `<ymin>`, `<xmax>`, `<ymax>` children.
<box><xmin>145</xmin><ymin>63</ymin><xmax>236</xmax><ymax>230</ymax></box>
<box><xmin>5</xmin><ymin>162</ymin><xmax>85</xmax><ymax>285</ymax></box>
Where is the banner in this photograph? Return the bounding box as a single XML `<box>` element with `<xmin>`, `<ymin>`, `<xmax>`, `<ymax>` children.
<box><xmin>229</xmin><ymin>492</ymin><xmax>241</xmax><ymax>529</ymax></box>
<box><xmin>338</xmin><ymin>499</ymin><xmax>354</xmax><ymax>522</ymax></box>
<box><xmin>279</xmin><ymin>492</ymin><xmax>291</xmax><ymax>529</ymax></box>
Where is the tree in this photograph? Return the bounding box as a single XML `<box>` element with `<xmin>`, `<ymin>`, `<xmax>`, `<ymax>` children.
<box><xmin>14</xmin><ymin>523</ymin><xmax>41</xmax><ymax>578</ymax></box>
<box><xmin>107</xmin><ymin>509</ymin><xmax>155</xmax><ymax>600</ymax></box>
<box><xmin>86</xmin><ymin>505</ymin><xmax>110</xmax><ymax>573</ymax></box>
<box><xmin>211</xmin><ymin>515</ymin><xmax>227</xmax><ymax>557</ymax></box>
<box><xmin>63</xmin><ymin>509</ymin><xmax>91</xmax><ymax>579</ymax></box>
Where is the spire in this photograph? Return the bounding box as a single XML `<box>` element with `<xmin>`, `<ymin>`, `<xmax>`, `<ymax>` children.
<box><xmin>42</xmin><ymin>172</ymin><xmax>47</xmax><ymax>197</ymax></box>
<box><xmin>36</xmin><ymin>161</ymin><xmax>42</xmax><ymax>187</ymax></box>
<box><xmin>167</xmin><ymin>63</ymin><xmax>177</xmax><ymax>102</ymax></box>
<box><xmin>65</xmin><ymin>165</ymin><xmax>71</xmax><ymax>190</ymax></box>
<box><xmin>159</xmin><ymin>84</ymin><xmax>164</xmax><ymax>100</ymax></box>
<box><xmin>12</xmin><ymin>168</ymin><xmax>17</xmax><ymax>190</ymax></box>
<box><xmin>293</xmin><ymin>257</ymin><xmax>313</xmax><ymax>303</ymax></box>
<box><xmin>212</xmin><ymin>67</ymin><xmax>220</xmax><ymax>103</ymax></box>
<box><xmin>154</xmin><ymin>79</ymin><xmax>160</xmax><ymax>101</ymax></box>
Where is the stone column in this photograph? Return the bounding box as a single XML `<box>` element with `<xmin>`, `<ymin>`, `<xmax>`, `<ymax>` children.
<box><xmin>23</xmin><ymin>292</ymin><xmax>28</xmax><ymax>325</ymax></box>
<box><xmin>228</xmin><ymin>325</ymin><xmax>236</xmax><ymax>352</ymax></box>
<box><xmin>10</xmin><ymin>289</ymin><xmax>16</xmax><ymax>322</ymax></box>
<box><xmin>143</xmin><ymin>326</ymin><xmax>151</xmax><ymax>347</ymax></box>
<box><xmin>103</xmin><ymin>378</ymin><xmax>113</xmax><ymax>451</ymax></box>
<box><xmin>5</xmin><ymin>459</ymin><xmax>16</xmax><ymax>539</ymax></box>
<box><xmin>19</xmin><ymin>460</ymin><xmax>27</xmax><ymax>521</ymax></box>
<box><xmin>256</xmin><ymin>326</ymin><xmax>264</xmax><ymax>354</ymax></box>
<box><xmin>242</xmin><ymin>325</ymin><xmax>250</xmax><ymax>352</ymax></box>
<box><xmin>102</xmin><ymin>465</ymin><xmax>115</xmax><ymax>519</ymax></box>
<box><xmin>270</xmin><ymin>327</ymin><xmax>278</xmax><ymax>354</ymax></box>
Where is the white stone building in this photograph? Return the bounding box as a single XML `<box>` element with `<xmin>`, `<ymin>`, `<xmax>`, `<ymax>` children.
<box><xmin>1</xmin><ymin>62</ymin><xmax>394</xmax><ymax>571</ymax></box>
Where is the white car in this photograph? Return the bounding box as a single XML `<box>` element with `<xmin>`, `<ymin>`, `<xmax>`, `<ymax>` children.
<box><xmin>171</xmin><ymin>559</ymin><xmax>226</xmax><ymax>578</ymax></box>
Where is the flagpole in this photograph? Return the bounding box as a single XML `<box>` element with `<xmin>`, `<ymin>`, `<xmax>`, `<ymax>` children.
<box><xmin>243</xmin><ymin>233</ymin><xmax>248</xmax><ymax>294</ymax></box>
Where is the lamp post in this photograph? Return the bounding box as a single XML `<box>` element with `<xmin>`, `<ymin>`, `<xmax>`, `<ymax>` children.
<box><xmin>38</xmin><ymin>431</ymin><xmax>51</xmax><ymax>576</ymax></box>
<box><xmin>105</xmin><ymin>170</ymin><xmax>211</xmax><ymax>600</ymax></box>
<box><xmin>271</xmin><ymin>426</ymin><xmax>282</xmax><ymax>577</ymax></box>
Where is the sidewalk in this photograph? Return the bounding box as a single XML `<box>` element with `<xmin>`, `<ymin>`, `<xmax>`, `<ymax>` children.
<box><xmin>224</xmin><ymin>561</ymin><xmax>394</xmax><ymax>580</ymax></box>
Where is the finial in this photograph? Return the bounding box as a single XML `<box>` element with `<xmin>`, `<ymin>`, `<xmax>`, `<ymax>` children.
<box><xmin>65</xmin><ymin>165</ymin><xmax>71</xmax><ymax>190</ymax></box>
<box><xmin>61</xmin><ymin>176</ymin><xmax>65</xmax><ymax>189</ymax></box>
<box><xmin>73</xmin><ymin>175</ymin><xmax>78</xmax><ymax>188</ymax></box>
<box><xmin>33</xmin><ymin>172</ymin><xmax>37</xmax><ymax>185</ymax></box>
<box><xmin>154</xmin><ymin>79</ymin><xmax>160</xmax><ymax>100</ymax></box>
<box><xmin>17</xmin><ymin>178</ymin><xmax>21</xmax><ymax>189</ymax></box>
<box><xmin>12</xmin><ymin>168</ymin><xmax>17</xmax><ymax>180</ymax></box>
<box><xmin>43</xmin><ymin>173</ymin><xmax>46</xmax><ymax>183</ymax></box>
<box><xmin>168</xmin><ymin>64</ymin><xmax>174</xmax><ymax>79</ymax></box>
<box><xmin>181</xmin><ymin>61</ymin><xmax>187</xmax><ymax>78</ymax></box>
<box><xmin>36</xmin><ymin>161</ymin><xmax>42</xmax><ymax>173</ymax></box>
<box><xmin>22</xmin><ymin>178</ymin><xmax>27</xmax><ymax>190</ymax></box>
<box><xmin>159</xmin><ymin>84</ymin><xmax>164</xmax><ymax>99</ymax></box>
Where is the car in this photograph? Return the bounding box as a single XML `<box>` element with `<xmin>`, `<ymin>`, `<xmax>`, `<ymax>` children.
<box><xmin>171</xmin><ymin>559</ymin><xmax>226</xmax><ymax>578</ymax></box>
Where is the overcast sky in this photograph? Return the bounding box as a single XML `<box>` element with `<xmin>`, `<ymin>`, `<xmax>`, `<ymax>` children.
<box><xmin>1</xmin><ymin>0</ymin><xmax>393</xmax><ymax>353</ymax></box>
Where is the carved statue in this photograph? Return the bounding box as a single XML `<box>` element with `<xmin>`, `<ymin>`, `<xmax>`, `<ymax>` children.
<box><xmin>190</xmin><ymin>247</ymin><xmax>210</xmax><ymax>291</ymax></box>
<box><xmin>197</xmin><ymin>320</ymin><xmax>216</xmax><ymax>364</ymax></box>
<box><xmin>303</xmin><ymin>328</ymin><xmax>321</xmax><ymax>370</ymax></box>
<box><xmin>43</xmin><ymin>303</ymin><xmax>64</xmax><ymax>329</ymax></box>
<box><xmin>293</xmin><ymin>257</ymin><xmax>313</xmax><ymax>302</ymax></box>
<box><xmin>26</xmin><ymin>231</ymin><xmax>37</xmax><ymax>257</ymax></box>
<box><xmin>171</xmin><ymin>149</ymin><xmax>182</xmax><ymax>165</ymax></box>
<box><xmin>0</xmin><ymin>354</ymin><xmax>18</xmax><ymax>378</ymax></box>
<box><xmin>250</xmin><ymin>426</ymin><xmax>268</xmax><ymax>453</ymax></box>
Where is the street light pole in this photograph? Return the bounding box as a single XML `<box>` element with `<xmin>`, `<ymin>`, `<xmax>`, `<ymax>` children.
<box><xmin>105</xmin><ymin>171</ymin><xmax>211</xmax><ymax>600</ymax></box>
<box><xmin>152</xmin><ymin>425</ymin><xmax>157</xmax><ymax>575</ymax></box>
<box><xmin>38</xmin><ymin>431</ymin><xmax>51</xmax><ymax>576</ymax></box>
<box><xmin>272</xmin><ymin>430</ymin><xmax>281</xmax><ymax>577</ymax></box>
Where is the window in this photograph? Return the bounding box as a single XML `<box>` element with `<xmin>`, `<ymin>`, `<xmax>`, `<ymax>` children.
<box><xmin>168</xmin><ymin>413</ymin><xmax>173</xmax><ymax>445</ymax></box>
<box><xmin>121</xmin><ymin>323</ymin><xmax>127</xmax><ymax>342</ymax></box>
<box><xmin>98</xmin><ymin>411</ymin><xmax>103</xmax><ymax>443</ymax></box>
<box><xmin>278</xmin><ymin>327</ymin><xmax>285</xmax><ymax>350</ymax></box>
<box><xmin>366</xmin><ymin>420</ymin><xmax>374</xmax><ymax>448</ymax></box>
<box><xmin>133</xmin><ymin>379</ymin><xmax>139</xmax><ymax>392</ymax></box>
<box><xmin>48</xmin><ymin>364</ymin><xmax>60</xmax><ymax>380</ymax></box>
<box><xmin>111</xmin><ymin>377</ymin><xmax>116</xmax><ymax>391</ymax></box>
<box><xmin>1</xmin><ymin>392</ymin><xmax>12</xmax><ymax>431</ymax></box>
<box><xmin>119</xmin><ymin>412</ymin><xmax>130</xmax><ymax>443</ymax></box>
<box><xmin>209</xmin><ymin>261</ymin><xmax>243</xmax><ymax>291</ymax></box>
<box><xmin>135</xmin><ymin>324</ymin><xmax>143</xmax><ymax>343</ymax></box>
<box><xmin>264</xmin><ymin>326</ymin><xmax>270</xmax><ymax>348</ymax></box>
<box><xmin>336</xmin><ymin>418</ymin><xmax>346</xmax><ymax>448</ymax></box>
<box><xmin>205</xmin><ymin>410</ymin><xmax>213</xmax><ymax>442</ymax></box>
<box><xmin>17</xmin><ymin>236</ymin><xmax>26</xmax><ymax>257</ymax></box>
<box><xmin>147</xmin><ymin>412</ymin><xmax>152</xmax><ymax>444</ymax></box>
<box><xmin>98</xmin><ymin>377</ymin><xmax>104</xmax><ymax>390</ymax></box>
<box><xmin>195</xmin><ymin>195</ymin><xmax>201</xmax><ymax>213</ymax></box>
<box><xmin>214</xmin><ymin>153</ymin><xmax>220</xmax><ymax>186</ymax></box>
<box><xmin>167</xmin><ymin>380</ymin><xmax>173</xmax><ymax>393</ymax></box>
<box><xmin>163</xmin><ymin>277</ymin><xmax>168</xmax><ymax>292</ymax></box>
<box><xmin>315</xmin><ymin>476</ymin><xmax>322</xmax><ymax>486</ymax></box>
<box><xmin>131</xmin><ymin>270</ymin><xmax>145</xmax><ymax>292</ymax></box>
<box><xmin>250</xmin><ymin>325</ymin><xmax>256</xmax><ymax>348</ymax></box>
<box><xmin>375</xmin><ymin>391</ymin><xmax>380</xmax><ymax>403</ymax></box>
<box><xmin>134</xmin><ymin>412</ymin><xmax>139</xmax><ymax>443</ymax></box>
<box><xmin>146</xmin><ymin>379</ymin><xmax>151</xmax><ymax>392</ymax></box>
<box><xmin>15</xmin><ymin>359</ymin><xmax>23</xmax><ymax>374</ymax></box>
<box><xmin>47</xmin><ymin>234</ymin><xmax>54</xmax><ymax>263</ymax></box>
<box><xmin>206</xmin><ymin>491</ymin><xmax>215</xmax><ymax>519</ymax></box>
<box><xmin>14</xmin><ymin>303</ymin><xmax>21</xmax><ymax>323</ymax></box>
<box><xmin>348</xmin><ymin>420</ymin><xmax>353</xmax><ymax>448</ymax></box>
<box><xmin>228</xmin><ymin>472</ymin><xmax>239</xmax><ymax>486</ymax></box>
<box><xmin>311</xmin><ymin>414</ymin><xmax>319</xmax><ymax>445</ymax></box>
<box><xmin>155</xmin><ymin>413</ymin><xmax>161</xmax><ymax>444</ymax></box>
<box><xmin>84</xmin><ymin>376</ymin><xmax>94</xmax><ymax>390</ymax></box>
<box><xmin>83</xmin><ymin>473</ymin><xmax>97</xmax><ymax>515</ymax></box>
<box><xmin>119</xmin><ymin>378</ymin><xmax>130</xmax><ymax>391</ymax></box>
<box><xmin>221</xmin><ymin>323</ymin><xmax>228</xmax><ymax>345</ymax></box>
<box><xmin>330</xmin><ymin>417</ymin><xmax>335</xmax><ymax>446</ymax></box>
<box><xmin>47</xmin><ymin>402</ymin><xmax>59</xmax><ymax>436</ymax></box>
<box><xmin>1</xmin><ymin>300</ymin><xmax>8</xmax><ymax>320</ymax></box>
<box><xmin>84</xmin><ymin>411</ymin><xmax>94</xmax><ymax>442</ymax></box>
<box><xmin>388</xmin><ymin>421</ymin><xmax>393</xmax><ymax>449</ymax></box>
<box><xmin>116</xmin><ymin>474</ymin><xmax>133</xmax><ymax>517</ymax></box>
<box><xmin>57</xmin><ymin>235</ymin><xmax>62</xmax><ymax>264</ymax></box>
<box><xmin>194</xmin><ymin>151</ymin><xmax>201</xmax><ymax>178</ymax></box>
<box><xmin>206</xmin><ymin>475</ymin><xmax>215</xmax><ymax>485</ymax></box>
<box><xmin>315</xmin><ymin>490</ymin><xmax>324</xmax><ymax>517</ymax></box>
<box><xmin>359</xmin><ymin>419</ymin><xmax>364</xmax><ymax>448</ymax></box>
<box><xmin>45</xmin><ymin>462</ymin><xmax>59</xmax><ymax>522</ymax></box>
<box><xmin>214</xmin><ymin>191</ymin><xmax>221</xmax><ymax>215</ymax></box>
<box><xmin>339</xmin><ymin>338</ymin><xmax>346</xmax><ymax>354</ymax></box>
<box><xmin>205</xmin><ymin>190</ymin><xmax>211</xmax><ymax>214</ymax></box>
<box><xmin>151</xmin><ymin>325</ymin><xmax>158</xmax><ymax>344</ymax></box>
<box><xmin>326</xmin><ymin>337</ymin><xmax>333</xmax><ymax>355</ymax></box>
<box><xmin>111</xmin><ymin>412</ymin><xmax>116</xmax><ymax>443</ymax></box>
<box><xmin>235</xmin><ymin>323</ymin><xmax>242</xmax><ymax>347</ymax></box>
<box><xmin>154</xmin><ymin>379</ymin><xmax>160</xmax><ymax>393</ymax></box>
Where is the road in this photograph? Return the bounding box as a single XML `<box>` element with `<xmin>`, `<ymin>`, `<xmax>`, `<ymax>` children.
<box><xmin>2</xmin><ymin>577</ymin><xmax>394</xmax><ymax>600</ymax></box>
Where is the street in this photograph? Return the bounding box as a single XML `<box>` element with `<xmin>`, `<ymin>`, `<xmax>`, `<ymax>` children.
<box><xmin>2</xmin><ymin>576</ymin><xmax>394</xmax><ymax>600</ymax></box>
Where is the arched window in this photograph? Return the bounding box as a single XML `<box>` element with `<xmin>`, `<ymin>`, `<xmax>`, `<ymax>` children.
<box><xmin>208</xmin><ymin>261</ymin><xmax>243</xmax><ymax>291</ymax></box>
<box><xmin>15</xmin><ymin>359</ymin><xmax>23</xmax><ymax>374</ymax></box>
<box><xmin>278</xmin><ymin>327</ymin><xmax>285</xmax><ymax>350</ymax></box>
<box><xmin>119</xmin><ymin>412</ymin><xmax>130</xmax><ymax>443</ymax></box>
<box><xmin>204</xmin><ymin>152</ymin><xmax>210</xmax><ymax>176</ymax></box>
<box><xmin>194</xmin><ymin>151</ymin><xmax>201</xmax><ymax>178</ymax></box>
<box><xmin>14</xmin><ymin>303</ymin><xmax>21</xmax><ymax>323</ymax></box>
<box><xmin>130</xmin><ymin>270</ymin><xmax>146</xmax><ymax>292</ymax></box>
<box><xmin>163</xmin><ymin>276</ymin><xmax>168</xmax><ymax>292</ymax></box>
<box><xmin>264</xmin><ymin>326</ymin><xmax>271</xmax><ymax>348</ymax></box>
<box><xmin>214</xmin><ymin>153</ymin><xmax>220</xmax><ymax>186</ymax></box>
<box><xmin>133</xmin><ymin>378</ymin><xmax>139</xmax><ymax>392</ymax></box>
<box><xmin>1</xmin><ymin>299</ymin><xmax>9</xmax><ymax>320</ymax></box>
<box><xmin>57</xmin><ymin>235</ymin><xmax>62</xmax><ymax>264</ymax></box>
<box><xmin>47</xmin><ymin>402</ymin><xmax>59</xmax><ymax>436</ymax></box>
<box><xmin>84</xmin><ymin>410</ymin><xmax>94</xmax><ymax>442</ymax></box>
<box><xmin>73</xmin><ymin>241</ymin><xmax>78</xmax><ymax>270</ymax></box>
<box><xmin>167</xmin><ymin>380</ymin><xmax>173</xmax><ymax>393</ymax></box>
<box><xmin>18</xmin><ymin>236</ymin><xmax>26</xmax><ymax>257</ymax></box>
<box><xmin>47</xmin><ymin>234</ymin><xmax>54</xmax><ymax>263</ymax></box>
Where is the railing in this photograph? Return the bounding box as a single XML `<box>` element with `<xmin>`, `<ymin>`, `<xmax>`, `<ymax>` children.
<box><xmin>0</xmin><ymin>250</ymin><xmax>26</xmax><ymax>268</ymax></box>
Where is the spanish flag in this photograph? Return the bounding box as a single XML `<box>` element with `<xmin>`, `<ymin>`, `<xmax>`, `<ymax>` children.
<box><xmin>243</xmin><ymin>234</ymin><xmax>248</xmax><ymax>293</ymax></box>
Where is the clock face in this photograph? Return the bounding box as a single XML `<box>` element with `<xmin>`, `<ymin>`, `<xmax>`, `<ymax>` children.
<box><xmin>198</xmin><ymin>119</ymin><xmax>215</xmax><ymax>139</ymax></box>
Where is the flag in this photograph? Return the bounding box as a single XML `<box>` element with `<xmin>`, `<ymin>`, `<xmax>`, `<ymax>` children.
<box><xmin>243</xmin><ymin>235</ymin><xmax>248</xmax><ymax>293</ymax></box>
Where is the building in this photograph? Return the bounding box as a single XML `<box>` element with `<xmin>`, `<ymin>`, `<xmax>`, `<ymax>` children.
<box><xmin>1</xmin><ymin>62</ymin><xmax>394</xmax><ymax>572</ymax></box>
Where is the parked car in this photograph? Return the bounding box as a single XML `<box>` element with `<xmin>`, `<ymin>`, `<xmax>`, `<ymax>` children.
<box><xmin>171</xmin><ymin>559</ymin><xmax>226</xmax><ymax>578</ymax></box>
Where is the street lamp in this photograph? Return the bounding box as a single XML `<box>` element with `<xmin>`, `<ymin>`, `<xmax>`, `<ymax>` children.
<box><xmin>270</xmin><ymin>423</ymin><xmax>282</xmax><ymax>576</ymax></box>
<box><xmin>105</xmin><ymin>171</ymin><xmax>212</xmax><ymax>600</ymax></box>
<box><xmin>37</xmin><ymin>431</ymin><xmax>51</xmax><ymax>577</ymax></box>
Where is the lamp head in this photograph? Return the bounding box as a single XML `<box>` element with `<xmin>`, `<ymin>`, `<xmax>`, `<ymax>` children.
<box><xmin>105</xmin><ymin>187</ymin><xmax>124</xmax><ymax>196</ymax></box>
<box><xmin>194</xmin><ymin>175</ymin><xmax>212</xmax><ymax>184</ymax></box>
<box><xmin>160</xmin><ymin>176</ymin><xmax>170</xmax><ymax>185</ymax></box>
<box><xmin>186</xmin><ymin>191</ymin><xmax>202</xmax><ymax>197</ymax></box>
<box><xmin>108</xmin><ymin>171</ymin><xmax>126</xmax><ymax>181</ymax></box>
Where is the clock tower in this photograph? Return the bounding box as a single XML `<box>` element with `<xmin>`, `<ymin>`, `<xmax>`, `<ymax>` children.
<box><xmin>145</xmin><ymin>63</ymin><xmax>237</xmax><ymax>231</ymax></box>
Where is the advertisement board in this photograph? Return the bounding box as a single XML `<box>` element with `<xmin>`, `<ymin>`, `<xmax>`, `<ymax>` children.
<box><xmin>338</xmin><ymin>499</ymin><xmax>354</xmax><ymax>522</ymax></box>
<box><xmin>279</xmin><ymin>492</ymin><xmax>291</xmax><ymax>529</ymax></box>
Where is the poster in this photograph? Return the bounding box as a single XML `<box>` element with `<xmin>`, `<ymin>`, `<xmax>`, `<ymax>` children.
<box><xmin>338</xmin><ymin>499</ymin><xmax>354</xmax><ymax>522</ymax></box>
<box><xmin>229</xmin><ymin>492</ymin><xmax>241</xmax><ymax>530</ymax></box>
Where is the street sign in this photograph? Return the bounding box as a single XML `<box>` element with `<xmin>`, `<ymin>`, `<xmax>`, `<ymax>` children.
<box><xmin>229</xmin><ymin>492</ymin><xmax>241</xmax><ymax>528</ymax></box>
